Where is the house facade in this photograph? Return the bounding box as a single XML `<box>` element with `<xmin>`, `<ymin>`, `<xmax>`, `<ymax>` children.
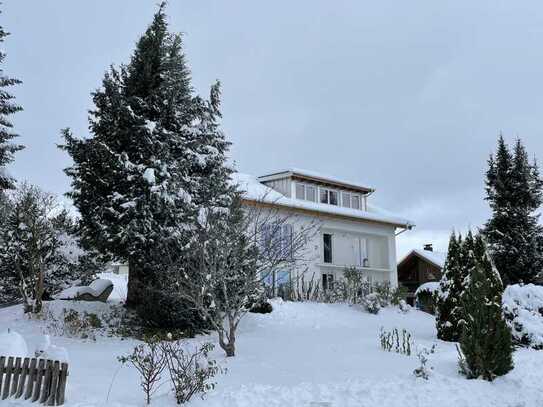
<box><xmin>233</xmin><ymin>169</ymin><xmax>414</xmax><ymax>291</ymax></box>
<box><xmin>397</xmin><ymin>245</ymin><xmax>446</xmax><ymax>305</ymax></box>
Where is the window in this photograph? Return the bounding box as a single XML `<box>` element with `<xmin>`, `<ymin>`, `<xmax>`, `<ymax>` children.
<box><xmin>329</xmin><ymin>190</ymin><xmax>338</xmax><ymax>205</ymax></box>
<box><xmin>352</xmin><ymin>195</ymin><xmax>361</xmax><ymax>210</ymax></box>
<box><xmin>342</xmin><ymin>192</ymin><xmax>351</xmax><ymax>208</ymax></box>
<box><xmin>306</xmin><ymin>185</ymin><xmax>316</xmax><ymax>202</ymax></box>
<box><xmin>320</xmin><ymin>188</ymin><xmax>328</xmax><ymax>204</ymax></box>
<box><xmin>261</xmin><ymin>223</ymin><xmax>293</xmax><ymax>259</ymax></box>
<box><xmin>323</xmin><ymin>233</ymin><xmax>333</xmax><ymax>263</ymax></box>
<box><xmin>295</xmin><ymin>183</ymin><xmax>317</xmax><ymax>202</ymax></box>
<box><xmin>319</xmin><ymin>188</ymin><xmax>338</xmax><ymax>206</ymax></box>
<box><xmin>322</xmin><ymin>273</ymin><xmax>334</xmax><ymax>290</ymax></box>
<box><xmin>295</xmin><ymin>183</ymin><xmax>305</xmax><ymax>199</ymax></box>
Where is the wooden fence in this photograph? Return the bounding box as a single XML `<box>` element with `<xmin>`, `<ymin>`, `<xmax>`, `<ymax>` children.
<box><xmin>0</xmin><ymin>356</ymin><xmax>68</xmax><ymax>405</ymax></box>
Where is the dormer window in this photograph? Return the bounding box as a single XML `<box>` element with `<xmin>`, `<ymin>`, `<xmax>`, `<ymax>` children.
<box><xmin>320</xmin><ymin>188</ymin><xmax>338</xmax><ymax>206</ymax></box>
<box><xmin>340</xmin><ymin>191</ymin><xmax>362</xmax><ymax>210</ymax></box>
<box><xmin>295</xmin><ymin>182</ymin><xmax>317</xmax><ymax>202</ymax></box>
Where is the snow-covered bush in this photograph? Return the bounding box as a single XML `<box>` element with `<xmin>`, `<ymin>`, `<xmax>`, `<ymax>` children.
<box><xmin>415</xmin><ymin>282</ymin><xmax>440</xmax><ymax>314</ymax></box>
<box><xmin>44</xmin><ymin>307</ymin><xmax>101</xmax><ymax>340</ymax></box>
<box><xmin>413</xmin><ymin>344</ymin><xmax>436</xmax><ymax>380</ymax></box>
<box><xmin>503</xmin><ymin>283</ymin><xmax>543</xmax><ymax>349</ymax></box>
<box><xmin>135</xmin><ymin>285</ymin><xmax>208</xmax><ymax>335</ymax></box>
<box><xmin>249</xmin><ymin>300</ymin><xmax>273</xmax><ymax>314</ymax></box>
<box><xmin>362</xmin><ymin>293</ymin><xmax>381</xmax><ymax>314</ymax></box>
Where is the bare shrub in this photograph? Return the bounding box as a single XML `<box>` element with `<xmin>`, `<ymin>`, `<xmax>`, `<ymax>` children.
<box><xmin>118</xmin><ymin>335</ymin><xmax>167</xmax><ymax>405</ymax></box>
<box><xmin>379</xmin><ymin>327</ymin><xmax>413</xmax><ymax>356</ymax></box>
<box><xmin>160</xmin><ymin>340</ymin><xmax>223</xmax><ymax>404</ymax></box>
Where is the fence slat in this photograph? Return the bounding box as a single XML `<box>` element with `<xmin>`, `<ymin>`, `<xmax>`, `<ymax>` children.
<box><xmin>40</xmin><ymin>359</ymin><xmax>53</xmax><ymax>403</ymax></box>
<box><xmin>47</xmin><ymin>361</ymin><xmax>60</xmax><ymax>406</ymax></box>
<box><xmin>10</xmin><ymin>357</ymin><xmax>21</xmax><ymax>396</ymax></box>
<box><xmin>0</xmin><ymin>356</ymin><xmax>5</xmax><ymax>397</ymax></box>
<box><xmin>31</xmin><ymin>359</ymin><xmax>45</xmax><ymax>402</ymax></box>
<box><xmin>24</xmin><ymin>358</ymin><xmax>37</xmax><ymax>400</ymax></box>
<box><xmin>15</xmin><ymin>357</ymin><xmax>29</xmax><ymax>398</ymax></box>
<box><xmin>56</xmin><ymin>362</ymin><xmax>68</xmax><ymax>405</ymax></box>
<box><xmin>0</xmin><ymin>356</ymin><xmax>67</xmax><ymax>405</ymax></box>
<box><xmin>1</xmin><ymin>356</ymin><xmax>13</xmax><ymax>399</ymax></box>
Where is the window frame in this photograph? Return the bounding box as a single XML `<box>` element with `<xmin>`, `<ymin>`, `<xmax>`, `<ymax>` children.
<box><xmin>319</xmin><ymin>187</ymin><xmax>339</xmax><ymax>206</ymax></box>
<box><xmin>351</xmin><ymin>194</ymin><xmax>361</xmax><ymax>210</ymax></box>
<box><xmin>341</xmin><ymin>191</ymin><xmax>351</xmax><ymax>208</ymax></box>
<box><xmin>295</xmin><ymin>182</ymin><xmax>317</xmax><ymax>202</ymax></box>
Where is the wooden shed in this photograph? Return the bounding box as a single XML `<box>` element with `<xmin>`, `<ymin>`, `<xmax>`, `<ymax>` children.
<box><xmin>397</xmin><ymin>244</ymin><xmax>446</xmax><ymax>306</ymax></box>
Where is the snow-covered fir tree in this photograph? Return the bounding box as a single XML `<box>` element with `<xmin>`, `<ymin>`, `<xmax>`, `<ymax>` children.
<box><xmin>436</xmin><ymin>231</ymin><xmax>465</xmax><ymax>341</ymax></box>
<box><xmin>60</xmin><ymin>3</ymin><xmax>234</xmax><ymax>314</ymax></box>
<box><xmin>483</xmin><ymin>136</ymin><xmax>543</xmax><ymax>285</ymax></box>
<box><xmin>0</xmin><ymin>184</ymin><xmax>59</xmax><ymax>312</ymax></box>
<box><xmin>0</xmin><ymin>187</ymin><xmax>106</xmax><ymax>307</ymax></box>
<box><xmin>0</xmin><ymin>17</ymin><xmax>24</xmax><ymax>192</ymax></box>
<box><xmin>457</xmin><ymin>234</ymin><xmax>514</xmax><ymax>381</ymax></box>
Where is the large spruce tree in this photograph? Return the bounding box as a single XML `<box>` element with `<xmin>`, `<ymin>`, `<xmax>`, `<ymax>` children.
<box><xmin>458</xmin><ymin>234</ymin><xmax>514</xmax><ymax>381</ymax></box>
<box><xmin>483</xmin><ymin>136</ymin><xmax>543</xmax><ymax>285</ymax></box>
<box><xmin>0</xmin><ymin>17</ymin><xmax>24</xmax><ymax>192</ymax></box>
<box><xmin>60</xmin><ymin>3</ymin><xmax>233</xmax><ymax>309</ymax></box>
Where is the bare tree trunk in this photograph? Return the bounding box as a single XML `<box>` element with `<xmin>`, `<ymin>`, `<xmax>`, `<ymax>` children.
<box><xmin>218</xmin><ymin>319</ymin><xmax>236</xmax><ymax>357</ymax></box>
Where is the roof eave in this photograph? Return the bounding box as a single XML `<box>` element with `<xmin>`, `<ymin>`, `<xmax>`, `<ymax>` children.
<box><xmin>241</xmin><ymin>198</ymin><xmax>412</xmax><ymax>229</ymax></box>
<box><xmin>257</xmin><ymin>170</ymin><xmax>375</xmax><ymax>194</ymax></box>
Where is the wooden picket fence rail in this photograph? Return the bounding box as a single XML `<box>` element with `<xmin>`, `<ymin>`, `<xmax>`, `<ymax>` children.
<box><xmin>0</xmin><ymin>356</ymin><xmax>68</xmax><ymax>405</ymax></box>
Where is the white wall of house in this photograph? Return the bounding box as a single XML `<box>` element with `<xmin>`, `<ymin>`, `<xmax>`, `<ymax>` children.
<box><xmin>253</xmin><ymin>205</ymin><xmax>399</xmax><ymax>289</ymax></box>
<box><xmin>310</xmin><ymin>215</ymin><xmax>398</xmax><ymax>287</ymax></box>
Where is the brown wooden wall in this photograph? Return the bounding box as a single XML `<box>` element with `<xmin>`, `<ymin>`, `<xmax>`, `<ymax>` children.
<box><xmin>397</xmin><ymin>255</ymin><xmax>442</xmax><ymax>305</ymax></box>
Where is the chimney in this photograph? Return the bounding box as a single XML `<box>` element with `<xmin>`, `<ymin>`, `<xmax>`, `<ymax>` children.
<box><xmin>423</xmin><ymin>243</ymin><xmax>433</xmax><ymax>252</ymax></box>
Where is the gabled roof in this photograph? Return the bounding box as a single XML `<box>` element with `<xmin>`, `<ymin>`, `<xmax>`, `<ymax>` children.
<box><xmin>398</xmin><ymin>249</ymin><xmax>447</xmax><ymax>269</ymax></box>
<box><xmin>257</xmin><ymin>168</ymin><xmax>374</xmax><ymax>194</ymax></box>
<box><xmin>231</xmin><ymin>172</ymin><xmax>414</xmax><ymax>229</ymax></box>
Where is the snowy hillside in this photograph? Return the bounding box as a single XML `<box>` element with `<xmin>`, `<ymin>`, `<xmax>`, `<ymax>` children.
<box><xmin>0</xmin><ymin>275</ymin><xmax>542</xmax><ymax>407</ymax></box>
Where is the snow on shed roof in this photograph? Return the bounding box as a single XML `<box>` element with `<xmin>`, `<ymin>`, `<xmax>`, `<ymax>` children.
<box><xmin>231</xmin><ymin>172</ymin><xmax>414</xmax><ymax>228</ymax></box>
<box><xmin>398</xmin><ymin>249</ymin><xmax>447</xmax><ymax>269</ymax></box>
<box><xmin>258</xmin><ymin>168</ymin><xmax>374</xmax><ymax>193</ymax></box>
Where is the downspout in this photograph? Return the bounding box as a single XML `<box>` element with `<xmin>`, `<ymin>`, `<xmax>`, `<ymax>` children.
<box><xmin>395</xmin><ymin>224</ymin><xmax>414</xmax><ymax>236</ymax></box>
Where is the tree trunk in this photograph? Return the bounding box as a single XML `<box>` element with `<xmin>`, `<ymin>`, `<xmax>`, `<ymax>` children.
<box><xmin>218</xmin><ymin>324</ymin><xmax>236</xmax><ymax>357</ymax></box>
<box><xmin>126</xmin><ymin>256</ymin><xmax>145</xmax><ymax>308</ymax></box>
<box><xmin>33</xmin><ymin>264</ymin><xmax>45</xmax><ymax>314</ymax></box>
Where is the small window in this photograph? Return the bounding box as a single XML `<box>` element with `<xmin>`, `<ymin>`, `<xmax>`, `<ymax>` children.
<box><xmin>341</xmin><ymin>192</ymin><xmax>351</xmax><ymax>208</ymax></box>
<box><xmin>320</xmin><ymin>189</ymin><xmax>328</xmax><ymax>204</ymax></box>
<box><xmin>295</xmin><ymin>183</ymin><xmax>305</xmax><ymax>200</ymax></box>
<box><xmin>329</xmin><ymin>190</ymin><xmax>338</xmax><ymax>206</ymax></box>
<box><xmin>306</xmin><ymin>185</ymin><xmax>316</xmax><ymax>202</ymax></box>
<box><xmin>322</xmin><ymin>273</ymin><xmax>334</xmax><ymax>290</ymax></box>
<box><xmin>323</xmin><ymin>233</ymin><xmax>333</xmax><ymax>263</ymax></box>
<box><xmin>352</xmin><ymin>195</ymin><xmax>360</xmax><ymax>210</ymax></box>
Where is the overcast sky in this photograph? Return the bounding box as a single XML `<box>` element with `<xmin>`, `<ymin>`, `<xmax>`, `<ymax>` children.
<box><xmin>4</xmin><ymin>1</ymin><xmax>543</xmax><ymax>256</ymax></box>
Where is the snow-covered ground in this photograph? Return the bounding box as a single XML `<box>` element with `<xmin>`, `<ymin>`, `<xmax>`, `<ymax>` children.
<box><xmin>1</xmin><ymin>275</ymin><xmax>543</xmax><ymax>406</ymax></box>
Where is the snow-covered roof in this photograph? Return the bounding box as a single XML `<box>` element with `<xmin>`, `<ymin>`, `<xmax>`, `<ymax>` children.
<box><xmin>415</xmin><ymin>281</ymin><xmax>441</xmax><ymax>297</ymax></box>
<box><xmin>231</xmin><ymin>172</ymin><xmax>414</xmax><ymax>228</ymax></box>
<box><xmin>258</xmin><ymin>168</ymin><xmax>374</xmax><ymax>193</ymax></box>
<box><xmin>398</xmin><ymin>249</ymin><xmax>447</xmax><ymax>269</ymax></box>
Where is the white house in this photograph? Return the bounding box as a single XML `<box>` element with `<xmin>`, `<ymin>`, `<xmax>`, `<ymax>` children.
<box><xmin>233</xmin><ymin>168</ymin><xmax>414</xmax><ymax>291</ymax></box>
